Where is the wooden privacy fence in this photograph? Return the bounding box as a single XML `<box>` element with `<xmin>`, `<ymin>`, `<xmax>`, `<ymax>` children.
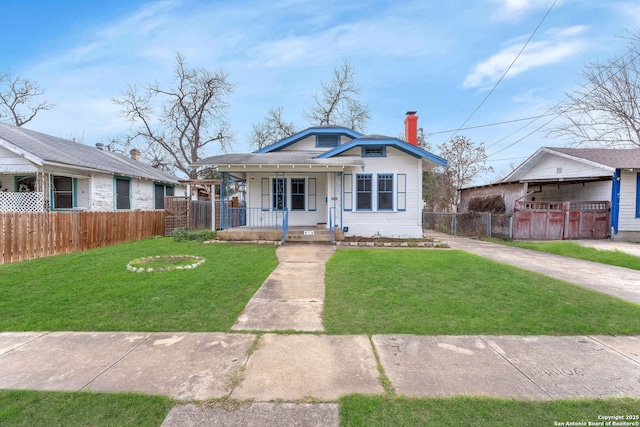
<box><xmin>1</xmin><ymin>210</ymin><xmax>165</xmax><ymax>265</ymax></box>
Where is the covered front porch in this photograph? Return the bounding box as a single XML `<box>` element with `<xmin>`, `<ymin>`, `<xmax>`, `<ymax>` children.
<box><xmin>216</xmin><ymin>169</ymin><xmax>348</xmax><ymax>243</ymax></box>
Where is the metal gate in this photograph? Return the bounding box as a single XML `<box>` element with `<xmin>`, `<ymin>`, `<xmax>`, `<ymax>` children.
<box><xmin>513</xmin><ymin>200</ymin><xmax>610</xmax><ymax>240</ymax></box>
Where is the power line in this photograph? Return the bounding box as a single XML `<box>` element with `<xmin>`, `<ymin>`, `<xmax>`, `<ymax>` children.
<box><xmin>426</xmin><ymin>113</ymin><xmax>557</xmax><ymax>136</ymax></box>
<box><xmin>443</xmin><ymin>0</ymin><xmax>558</xmax><ymax>144</ymax></box>
<box><xmin>487</xmin><ymin>45</ymin><xmax>640</xmax><ymax>157</ymax></box>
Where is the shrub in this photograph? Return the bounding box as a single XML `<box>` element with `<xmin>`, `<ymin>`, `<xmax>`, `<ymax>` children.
<box><xmin>172</xmin><ymin>227</ymin><xmax>216</xmax><ymax>242</ymax></box>
<box><xmin>468</xmin><ymin>195</ymin><xmax>506</xmax><ymax>213</ymax></box>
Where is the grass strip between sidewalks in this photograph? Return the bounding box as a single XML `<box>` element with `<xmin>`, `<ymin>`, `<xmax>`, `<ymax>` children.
<box><xmin>482</xmin><ymin>238</ymin><xmax>640</xmax><ymax>271</ymax></box>
<box><xmin>0</xmin><ymin>390</ymin><xmax>175</xmax><ymax>427</ymax></box>
<box><xmin>339</xmin><ymin>394</ymin><xmax>640</xmax><ymax>427</ymax></box>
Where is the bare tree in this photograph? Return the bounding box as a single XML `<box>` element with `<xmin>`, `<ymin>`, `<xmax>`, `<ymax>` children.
<box><xmin>0</xmin><ymin>70</ymin><xmax>54</xmax><ymax>126</ymax></box>
<box><xmin>113</xmin><ymin>53</ymin><xmax>233</xmax><ymax>179</ymax></box>
<box><xmin>304</xmin><ymin>60</ymin><xmax>370</xmax><ymax>132</ymax></box>
<box><xmin>437</xmin><ymin>136</ymin><xmax>493</xmax><ymax>206</ymax></box>
<box><xmin>249</xmin><ymin>106</ymin><xmax>296</xmax><ymax>150</ymax></box>
<box><xmin>550</xmin><ymin>32</ymin><xmax>640</xmax><ymax>147</ymax></box>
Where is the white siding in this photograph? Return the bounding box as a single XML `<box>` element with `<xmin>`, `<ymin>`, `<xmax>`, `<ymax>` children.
<box><xmin>340</xmin><ymin>147</ymin><xmax>423</xmax><ymax>238</ymax></box>
<box><xmin>0</xmin><ymin>146</ymin><xmax>38</xmax><ymax>173</ymax></box>
<box><xmin>281</xmin><ymin>135</ymin><xmax>319</xmax><ymax>151</ymax></box>
<box><xmin>91</xmin><ymin>174</ymin><xmax>116</xmax><ymax>211</ymax></box>
<box><xmin>521</xmin><ymin>154</ymin><xmax>611</xmax><ymax>180</ymax></box>
<box><xmin>618</xmin><ymin>170</ymin><xmax>640</xmax><ymax>232</ymax></box>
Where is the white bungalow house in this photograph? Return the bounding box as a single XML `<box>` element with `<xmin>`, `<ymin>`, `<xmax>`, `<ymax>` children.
<box><xmin>192</xmin><ymin>112</ymin><xmax>446</xmax><ymax>240</ymax></box>
<box><xmin>0</xmin><ymin>123</ymin><xmax>185</xmax><ymax>212</ymax></box>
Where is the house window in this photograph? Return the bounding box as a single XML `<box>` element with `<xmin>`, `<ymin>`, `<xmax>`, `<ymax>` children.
<box><xmin>52</xmin><ymin>176</ymin><xmax>74</xmax><ymax>210</ymax></box>
<box><xmin>115</xmin><ymin>177</ymin><xmax>131</xmax><ymax>210</ymax></box>
<box><xmin>377</xmin><ymin>174</ymin><xmax>393</xmax><ymax>210</ymax></box>
<box><xmin>316</xmin><ymin>134</ymin><xmax>340</xmax><ymax>148</ymax></box>
<box><xmin>362</xmin><ymin>146</ymin><xmax>386</xmax><ymax>157</ymax></box>
<box><xmin>154</xmin><ymin>183</ymin><xmax>175</xmax><ymax>210</ymax></box>
<box><xmin>291</xmin><ymin>178</ymin><xmax>305</xmax><ymax>211</ymax></box>
<box><xmin>272</xmin><ymin>177</ymin><xmax>287</xmax><ymax>210</ymax></box>
<box><xmin>15</xmin><ymin>176</ymin><xmax>36</xmax><ymax>192</ymax></box>
<box><xmin>356</xmin><ymin>174</ymin><xmax>372</xmax><ymax>210</ymax></box>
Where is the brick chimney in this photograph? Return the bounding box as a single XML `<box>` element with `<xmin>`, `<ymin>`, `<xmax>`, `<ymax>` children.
<box><xmin>130</xmin><ymin>148</ymin><xmax>141</xmax><ymax>161</ymax></box>
<box><xmin>404</xmin><ymin>111</ymin><xmax>418</xmax><ymax>146</ymax></box>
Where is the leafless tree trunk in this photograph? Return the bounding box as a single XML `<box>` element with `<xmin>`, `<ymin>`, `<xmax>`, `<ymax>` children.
<box><xmin>0</xmin><ymin>71</ymin><xmax>54</xmax><ymax>126</ymax></box>
<box><xmin>304</xmin><ymin>60</ymin><xmax>370</xmax><ymax>132</ymax></box>
<box><xmin>113</xmin><ymin>53</ymin><xmax>233</xmax><ymax>178</ymax></box>
<box><xmin>549</xmin><ymin>33</ymin><xmax>640</xmax><ymax>147</ymax></box>
<box><xmin>249</xmin><ymin>106</ymin><xmax>296</xmax><ymax>150</ymax></box>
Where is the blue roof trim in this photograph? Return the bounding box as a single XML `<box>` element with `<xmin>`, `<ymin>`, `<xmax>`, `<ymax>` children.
<box><xmin>253</xmin><ymin>126</ymin><xmax>363</xmax><ymax>153</ymax></box>
<box><xmin>316</xmin><ymin>137</ymin><xmax>447</xmax><ymax>166</ymax></box>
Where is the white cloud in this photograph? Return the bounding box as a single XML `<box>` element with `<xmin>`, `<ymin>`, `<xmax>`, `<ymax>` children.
<box><xmin>490</xmin><ymin>0</ymin><xmax>559</xmax><ymax>20</ymax></box>
<box><xmin>463</xmin><ymin>26</ymin><xmax>588</xmax><ymax>88</ymax></box>
<box><xmin>249</xmin><ymin>18</ymin><xmax>444</xmax><ymax>68</ymax></box>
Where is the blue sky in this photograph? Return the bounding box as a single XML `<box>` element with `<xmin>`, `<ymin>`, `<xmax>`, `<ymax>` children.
<box><xmin>3</xmin><ymin>0</ymin><xmax>640</xmax><ymax>183</ymax></box>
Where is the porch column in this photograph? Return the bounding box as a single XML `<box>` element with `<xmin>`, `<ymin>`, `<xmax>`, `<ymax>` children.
<box><xmin>211</xmin><ymin>183</ymin><xmax>216</xmax><ymax>231</ymax></box>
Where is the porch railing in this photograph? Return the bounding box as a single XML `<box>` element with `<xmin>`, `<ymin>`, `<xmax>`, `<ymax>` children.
<box><xmin>0</xmin><ymin>192</ymin><xmax>45</xmax><ymax>213</ymax></box>
<box><xmin>220</xmin><ymin>207</ymin><xmax>289</xmax><ymax>231</ymax></box>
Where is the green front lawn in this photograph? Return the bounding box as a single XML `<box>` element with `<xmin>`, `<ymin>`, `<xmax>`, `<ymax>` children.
<box><xmin>324</xmin><ymin>249</ymin><xmax>640</xmax><ymax>335</ymax></box>
<box><xmin>0</xmin><ymin>239</ymin><xmax>278</xmax><ymax>332</ymax></box>
<box><xmin>339</xmin><ymin>395</ymin><xmax>640</xmax><ymax>427</ymax></box>
<box><xmin>0</xmin><ymin>390</ymin><xmax>174</xmax><ymax>427</ymax></box>
<box><xmin>484</xmin><ymin>239</ymin><xmax>640</xmax><ymax>270</ymax></box>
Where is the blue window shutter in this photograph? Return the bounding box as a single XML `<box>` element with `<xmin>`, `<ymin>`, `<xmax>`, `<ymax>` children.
<box><xmin>308</xmin><ymin>178</ymin><xmax>316</xmax><ymax>211</ymax></box>
<box><xmin>261</xmin><ymin>178</ymin><xmax>269</xmax><ymax>211</ymax></box>
<box><xmin>343</xmin><ymin>174</ymin><xmax>352</xmax><ymax>211</ymax></box>
<box><xmin>397</xmin><ymin>174</ymin><xmax>406</xmax><ymax>211</ymax></box>
<box><xmin>636</xmin><ymin>173</ymin><xmax>640</xmax><ymax>218</ymax></box>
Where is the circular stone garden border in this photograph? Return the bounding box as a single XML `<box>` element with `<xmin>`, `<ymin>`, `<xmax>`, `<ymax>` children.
<box><xmin>126</xmin><ymin>255</ymin><xmax>205</xmax><ymax>273</ymax></box>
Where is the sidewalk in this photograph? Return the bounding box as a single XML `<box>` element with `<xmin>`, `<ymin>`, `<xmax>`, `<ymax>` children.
<box><xmin>2</xmin><ymin>332</ymin><xmax>639</xmax><ymax>401</ymax></box>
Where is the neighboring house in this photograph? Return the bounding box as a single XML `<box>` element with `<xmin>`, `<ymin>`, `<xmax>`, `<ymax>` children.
<box><xmin>459</xmin><ymin>146</ymin><xmax>640</xmax><ymax>241</ymax></box>
<box><xmin>193</xmin><ymin>112</ymin><xmax>446</xmax><ymax>238</ymax></box>
<box><xmin>0</xmin><ymin>123</ymin><xmax>185</xmax><ymax>212</ymax></box>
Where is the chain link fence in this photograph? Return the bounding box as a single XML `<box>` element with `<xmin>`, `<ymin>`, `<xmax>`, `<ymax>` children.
<box><xmin>423</xmin><ymin>211</ymin><xmax>513</xmax><ymax>239</ymax></box>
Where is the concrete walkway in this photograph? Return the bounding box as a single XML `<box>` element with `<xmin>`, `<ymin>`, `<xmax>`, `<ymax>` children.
<box><xmin>426</xmin><ymin>231</ymin><xmax>640</xmax><ymax>305</ymax></box>
<box><xmin>232</xmin><ymin>244</ymin><xmax>335</xmax><ymax>331</ymax></box>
